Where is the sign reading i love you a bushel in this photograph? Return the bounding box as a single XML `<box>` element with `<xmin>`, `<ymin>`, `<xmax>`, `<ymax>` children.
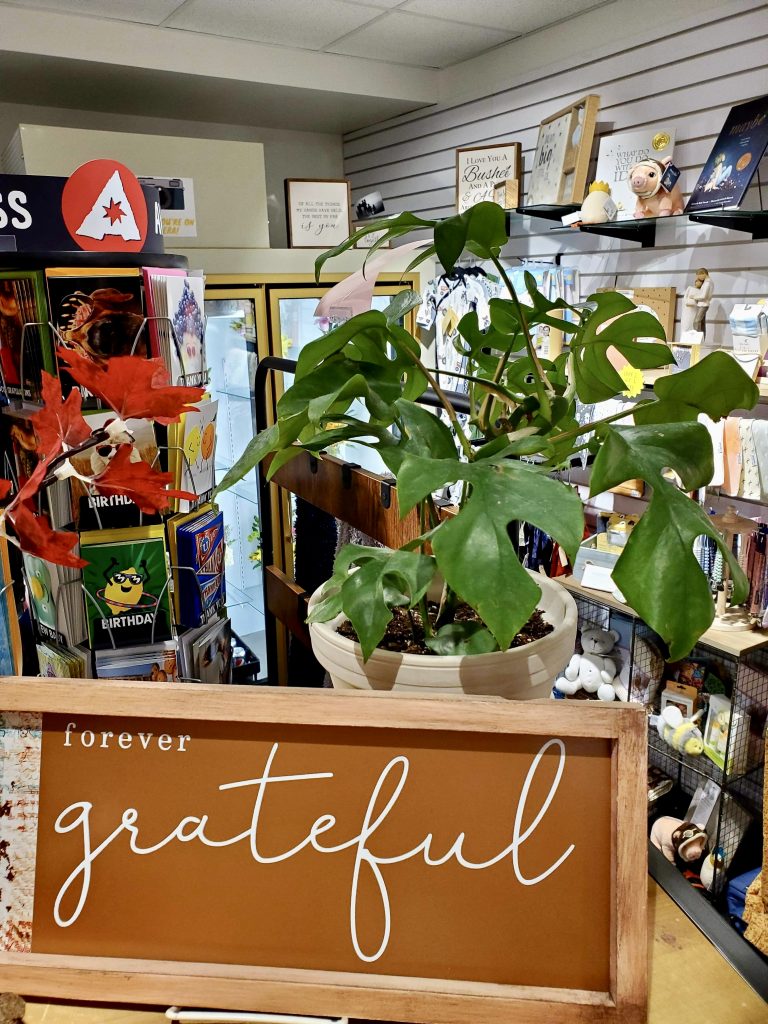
<box><xmin>0</xmin><ymin>679</ymin><xmax>647</xmax><ymax>1024</ymax></box>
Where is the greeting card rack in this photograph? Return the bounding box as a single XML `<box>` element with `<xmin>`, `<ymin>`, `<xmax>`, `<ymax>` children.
<box><xmin>562</xmin><ymin>577</ymin><xmax>768</xmax><ymax>997</ymax></box>
<box><xmin>0</xmin><ymin>247</ymin><xmax>259</xmax><ymax>685</ymax></box>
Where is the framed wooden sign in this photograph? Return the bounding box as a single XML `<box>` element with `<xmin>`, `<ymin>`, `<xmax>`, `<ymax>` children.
<box><xmin>0</xmin><ymin>679</ymin><xmax>647</xmax><ymax>1023</ymax></box>
<box><xmin>526</xmin><ymin>95</ymin><xmax>600</xmax><ymax>207</ymax></box>
<box><xmin>455</xmin><ymin>142</ymin><xmax>522</xmax><ymax>213</ymax></box>
<box><xmin>286</xmin><ymin>179</ymin><xmax>352</xmax><ymax>249</ymax></box>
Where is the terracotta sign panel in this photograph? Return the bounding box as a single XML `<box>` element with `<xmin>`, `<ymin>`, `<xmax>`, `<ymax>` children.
<box><xmin>0</xmin><ymin>682</ymin><xmax>647</xmax><ymax>1024</ymax></box>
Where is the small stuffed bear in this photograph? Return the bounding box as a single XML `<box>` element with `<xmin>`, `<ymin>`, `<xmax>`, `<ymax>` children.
<box><xmin>0</xmin><ymin>992</ymin><xmax>25</xmax><ymax>1024</ymax></box>
<box><xmin>651</xmin><ymin>817</ymin><xmax>708</xmax><ymax>864</ymax></box>
<box><xmin>555</xmin><ymin>627</ymin><xmax>627</xmax><ymax>702</ymax></box>
<box><xmin>628</xmin><ymin>156</ymin><xmax>685</xmax><ymax>218</ymax></box>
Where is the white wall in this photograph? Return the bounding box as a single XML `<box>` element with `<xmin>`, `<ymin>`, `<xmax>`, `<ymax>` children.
<box><xmin>343</xmin><ymin>0</ymin><xmax>768</xmax><ymax>350</ymax></box>
<box><xmin>0</xmin><ymin>102</ymin><xmax>344</xmax><ymax>248</ymax></box>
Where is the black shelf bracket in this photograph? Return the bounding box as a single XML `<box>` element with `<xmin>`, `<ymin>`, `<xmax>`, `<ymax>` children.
<box><xmin>580</xmin><ymin>219</ymin><xmax>657</xmax><ymax>248</ymax></box>
<box><xmin>516</xmin><ymin>203</ymin><xmax>580</xmax><ymax>223</ymax></box>
<box><xmin>688</xmin><ymin>210</ymin><xmax>768</xmax><ymax>240</ymax></box>
<box><xmin>648</xmin><ymin>843</ymin><xmax>768</xmax><ymax>999</ymax></box>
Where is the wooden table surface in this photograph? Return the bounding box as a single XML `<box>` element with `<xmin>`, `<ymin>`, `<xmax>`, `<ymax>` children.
<box><xmin>22</xmin><ymin>880</ymin><xmax>766</xmax><ymax>1024</ymax></box>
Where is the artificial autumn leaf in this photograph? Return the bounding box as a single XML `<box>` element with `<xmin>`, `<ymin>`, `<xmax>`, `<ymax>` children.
<box><xmin>0</xmin><ymin>479</ymin><xmax>12</xmax><ymax>502</ymax></box>
<box><xmin>8</xmin><ymin>502</ymin><xmax>85</xmax><ymax>568</ymax></box>
<box><xmin>31</xmin><ymin>372</ymin><xmax>91</xmax><ymax>458</ymax></box>
<box><xmin>92</xmin><ymin>445</ymin><xmax>196</xmax><ymax>514</ymax></box>
<box><xmin>58</xmin><ymin>350</ymin><xmax>204</xmax><ymax>424</ymax></box>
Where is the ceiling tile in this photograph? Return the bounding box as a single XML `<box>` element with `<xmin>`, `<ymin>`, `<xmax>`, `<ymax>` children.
<box><xmin>337</xmin><ymin>0</ymin><xmax>406</xmax><ymax>7</ymax></box>
<box><xmin>0</xmin><ymin>0</ymin><xmax>187</xmax><ymax>23</ymax></box>
<box><xmin>402</xmin><ymin>0</ymin><xmax>607</xmax><ymax>34</ymax></box>
<box><xmin>327</xmin><ymin>10</ymin><xmax>514</xmax><ymax>67</ymax></box>
<box><xmin>164</xmin><ymin>0</ymin><xmax>380</xmax><ymax>48</ymax></box>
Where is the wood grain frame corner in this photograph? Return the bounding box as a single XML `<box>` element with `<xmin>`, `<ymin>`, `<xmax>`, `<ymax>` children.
<box><xmin>285</xmin><ymin>178</ymin><xmax>353</xmax><ymax>250</ymax></box>
<box><xmin>537</xmin><ymin>94</ymin><xmax>600</xmax><ymax>205</ymax></box>
<box><xmin>0</xmin><ymin>679</ymin><xmax>648</xmax><ymax>1023</ymax></box>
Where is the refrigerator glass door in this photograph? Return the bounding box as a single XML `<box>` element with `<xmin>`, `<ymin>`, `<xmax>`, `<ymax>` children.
<box><xmin>204</xmin><ymin>291</ymin><xmax>266</xmax><ymax>679</ymax></box>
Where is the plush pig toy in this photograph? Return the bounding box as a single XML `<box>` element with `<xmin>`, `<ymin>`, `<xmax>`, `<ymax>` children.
<box><xmin>629</xmin><ymin>157</ymin><xmax>685</xmax><ymax>218</ymax></box>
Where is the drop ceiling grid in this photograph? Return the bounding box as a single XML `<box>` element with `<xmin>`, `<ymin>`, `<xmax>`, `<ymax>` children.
<box><xmin>0</xmin><ymin>0</ymin><xmax>610</xmax><ymax>69</ymax></box>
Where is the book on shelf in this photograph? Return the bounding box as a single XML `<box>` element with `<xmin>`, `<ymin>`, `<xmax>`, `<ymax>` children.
<box><xmin>0</xmin><ymin>537</ymin><xmax>22</xmax><ymax>675</ymax></box>
<box><xmin>23</xmin><ymin>550</ymin><xmax>86</xmax><ymax>647</ymax></box>
<box><xmin>70</xmin><ymin>411</ymin><xmax>160</xmax><ymax>529</ymax></box>
<box><xmin>45</xmin><ymin>268</ymin><xmax>148</xmax><ymax>407</ymax></box>
<box><xmin>95</xmin><ymin>640</ymin><xmax>179</xmax><ymax>682</ymax></box>
<box><xmin>686</xmin><ymin>95</ymin><xmax>768</xmax><ymax>213</ymax></box>
<box><xmin>169</xmin><ymin>398</ymin><xmax>217</xmax><ymax>512</ymax></box>
<box><xmin>143</xmin><ymin>267</ymin><xmax>206</xmax><ymax>384</ymax></box>
<box><xmin>168</xmin><ymin>503</ymin><xmax>225</xmax><ymax>628</ymax></box>
<box><xmin>80</xmin><ymin>524</ymin><xmax>172</xmax><ymax>649</ymax></box>
<box><xmin>0</xmin><ymin>270</ymin><xmax>55</xmax><ymax>402</ymax></box>
<box><xmin>594</xmin><ymin>126</ymin><xmax>676</xmax><ymax>220</ymax></box>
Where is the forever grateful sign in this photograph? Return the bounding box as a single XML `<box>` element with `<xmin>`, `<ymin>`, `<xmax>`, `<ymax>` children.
<box><xmin>0</xmin><ymin>680</ymin><xmax>647</xmax><ymax>1024</ymax></box>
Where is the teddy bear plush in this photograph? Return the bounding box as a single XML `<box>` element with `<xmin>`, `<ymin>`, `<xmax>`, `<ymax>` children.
<box><xmin>554</xmin><ymin>626</ymin><xmax>628</xmax><ymax>702</ymax></box>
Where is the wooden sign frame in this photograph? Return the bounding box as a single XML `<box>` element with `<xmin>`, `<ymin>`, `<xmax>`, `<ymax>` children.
<box><xmin>285</xmin><ymin>178</ymin><xmax>352</xmax><ymax>249</ymax></box>
<box><xmin>527</xmin><ymin>95</ymin><xmax>600</xmax><ymax>206</ymax></box>
<box><xmin>0</xmin><ymin>679</ymin><xmax>647</xmax><ymax>1024</ymax></box>
<box><xmin>455</xmin><ymin>141</ymin><xmax>522</xmax><ymax>213</ymax></box>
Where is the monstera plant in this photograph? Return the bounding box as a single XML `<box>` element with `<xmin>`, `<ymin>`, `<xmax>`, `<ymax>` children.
<box><xmin>217</xmin><ymin>202</ymin><xmax>757</xmax><ymax>678</ymax></box>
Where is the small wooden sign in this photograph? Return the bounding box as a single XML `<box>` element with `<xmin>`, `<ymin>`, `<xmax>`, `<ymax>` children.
<box><xmin>0</xmin><ymin>679</ymin><xmax>647</xmax><ymax>1023</ymax></box>
<box><xmin>456</xmin><ymin>142</ymin><xmax>521</xmax><ymax>213</ymax></box>
<box><xmin>286</xmin><ymin>178</ymin><xmax>352</xmax><ymax>249</ymax></box>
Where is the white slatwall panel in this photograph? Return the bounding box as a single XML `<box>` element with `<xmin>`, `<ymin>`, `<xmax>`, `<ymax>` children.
<box><xmin>343</xmin><ymin>1</ymin><xmax>768</xmax><ymax>350</ymax></box>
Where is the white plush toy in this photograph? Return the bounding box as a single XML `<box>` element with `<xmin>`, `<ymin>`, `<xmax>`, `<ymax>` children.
<box><xmin>555</xmin><ymin>627</ymin><xmax>628</xmax><ymax>702</ymax></box>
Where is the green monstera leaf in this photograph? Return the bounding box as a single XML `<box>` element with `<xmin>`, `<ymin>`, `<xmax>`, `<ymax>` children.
<box><xmin>571</xmin><ymin>291</ymin><xmax>674</xmax><ymax>403</ymax></box>
<box><xmin>314</xmin><ymin>212</ymin><xmax>436</xmax><ymax>278</ymax></box>
<box><xmin>309</xmin><ymin>544</ymin><xmax>437</xmax><ymax>660</ymax></box>
<box><xmin>395</xmin><ymin>455</ymin><xmax>584</xmax><ymax>651</ymax></box>
<box><xmin>591</xmin><ymin>422</ymin><xmax>748</xmax><ymax>659</ymax></box>
<box><xmin>434</xmin><ymin>202</ymin><xmax>508</xmax><ymax>273</ymax></box>
<box><xmin>633</xmin><ymin>351</ymin><xmax>759</xmax><ymax>425</ymax></box>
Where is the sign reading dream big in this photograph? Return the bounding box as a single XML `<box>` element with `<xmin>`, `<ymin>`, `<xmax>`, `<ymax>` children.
<box><xmin>0</xmin><ymin>680</ymin><xmax>647</xmax><ymax>1023</ymax></box>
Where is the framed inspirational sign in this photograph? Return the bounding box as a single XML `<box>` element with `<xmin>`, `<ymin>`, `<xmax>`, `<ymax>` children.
<box><xmin>455</xmin><ymin>142</ymin><xmax>522</xmax><ymax>213</ymax></box>
<box><xmin>286</xmin><ymin>178</ymin><xmax>352</xmax><ymax>249</ymax></box>
<box><xmin>0</xmin><ymin>679</ymin><xmax>647</xmax><ymax>1023</ymax></box>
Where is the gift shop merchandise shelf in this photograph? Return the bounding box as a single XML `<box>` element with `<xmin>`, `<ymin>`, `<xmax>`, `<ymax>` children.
<box><xmin>0</xmin><ymin>249</ymin><xmax>259</xmax><ymax>686</ymax></box>
<box><xmin>560</xmin><ymin>576</ymin><xmax>768</xmax><ymax>996</ymax></box>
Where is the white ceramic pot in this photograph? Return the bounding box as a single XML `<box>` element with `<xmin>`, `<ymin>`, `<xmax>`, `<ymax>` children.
<box><xmin>308</xmin><ymin>572</ymin><xmax>578</xmax><ymax>700</ymax></box>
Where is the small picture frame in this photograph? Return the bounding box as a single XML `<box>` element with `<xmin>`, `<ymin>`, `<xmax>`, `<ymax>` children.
<box><xmin>353</xmin><ymin>225</ymin><xmax>392</xmax><ymax>250</ymax></box>
<box><xmin>285</xmin><ymin>178</ymin><xmax>352</xmax><ymax>249</ymax></box>
<box><xmin>526</xmin><ymin>95</ymin><xmax>600</xmax><ymax>207</ymax></box>
<box><xmin>660</xmin><ymin>686</ymin><xmax>695</xmax><ymax>719</ymax></box>
<box><xmin>456</xmin><ymin>142</ymin><xmax>521</xmax><ymax>213</ymax></box>
<box><xmin>493</xmin><ymin>179</ymin><xmax>520</xmax><ymax>211</ymax></box>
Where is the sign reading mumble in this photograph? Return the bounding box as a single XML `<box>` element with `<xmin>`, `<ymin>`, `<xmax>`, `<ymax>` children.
<box><xmin>0</xmin><ymin>679</ymin><xmax>647</xmax><ymax>1023</ymax></box>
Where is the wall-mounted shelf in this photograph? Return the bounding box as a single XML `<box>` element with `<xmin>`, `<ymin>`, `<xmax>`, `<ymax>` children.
<box><xmin>580</xmin><ymin>217</ymin><xmax>658</xmax><ymax>248</ymax></box>
<box><xmin>516</xmin><ymin>203</ymin><xmax>580</xmax><ymax>223</ymax></box>
<box><xmin>688</xmin><ymin>210</ymin><xmax>768</xmax><ymax>240</ymax></box>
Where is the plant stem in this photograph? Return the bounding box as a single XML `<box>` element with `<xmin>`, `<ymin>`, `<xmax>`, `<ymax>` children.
<box><xmin>39</xmin><ymin>429</ymin><xmax>111</xmax><ymax>488</ymax></box>
<box><xmin>398</xmin><ymin>345</ymin><xmax>474</xmax><ymax>460</ymax></box>
<box><xmin>489</xmin><ymin>255</ymin><xmax>555</xmax><ymax>398</ymax></box>
<box><xmin>550</xmin><ymin>407</ymin><xmax>635</xmax><ymax>446</ymax></box>
<box><xmin>419</xmin><ymin>596</ymin><xmax>433</xmax><ymax>638</ymax></box>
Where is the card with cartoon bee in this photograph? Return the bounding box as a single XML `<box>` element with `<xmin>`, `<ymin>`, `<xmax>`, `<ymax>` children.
<box><xmin>80</xmin><ymin>525</ymin><xmax>172</xmax><ymax>649</ymax></box>
<box><xmin>45</xmin><ymin>268</ymin><xmax>148</xmax><ymax>408</ymax></box>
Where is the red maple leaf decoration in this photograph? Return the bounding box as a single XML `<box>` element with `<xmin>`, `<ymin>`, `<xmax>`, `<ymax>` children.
<box><xmin>58</xmin><ymin>350</ymin><xmax>204</xmax><ymax>424</ymax></box>
<box><xmin>0</xmin><ymin>479</ymin><xmax>12</xmax><ymax>502</ymax></box>
<box><xmin>103</xmin><ymin>198</ymin><xmax>126</xmax><ymax>225</ymax></box>
<box><xmin>30</xmin><ymin>372</ymin><xmax>92</xmax><ymax>459</ymax></box>
<box><xmin>93</xmin><ymin>445</ymin><xmax>197</xmax><ymax>514</ymax></box>
<box><xmin>9</xmin><ymin>503</ymin><xmax>85</xmax><ymax>568</ymax></box>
